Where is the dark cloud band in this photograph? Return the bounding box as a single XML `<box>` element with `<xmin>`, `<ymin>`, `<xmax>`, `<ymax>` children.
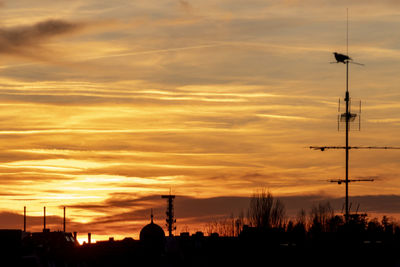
<box><xmin>0</xmin><ymin>19</ymin><xmax>85</xmax><ymax>57</ymax></box>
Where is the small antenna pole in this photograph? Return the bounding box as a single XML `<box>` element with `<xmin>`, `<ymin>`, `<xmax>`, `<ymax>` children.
<box><xmin>43</xmin><ymin>207</ymin><xmax>46</xmax><ymax>232</ymax></box>
<box><xmin>23</xmin><ymin>206</ymin><xmax>26</xmax><ymax>232</ymax></box>
<box><xmin>63</xmin><ymin>207</ymin><xmax>66</xmax><ymax>233</ymax></box>
<box><xmin>347</xmin><ymin>8</ymin><xmax>349</xmax><ymax>56</ymax></box>
<box><xmin>345</xmin><ymin>55</ymin><xmax>349</xmax><ymax>222</ymax></box>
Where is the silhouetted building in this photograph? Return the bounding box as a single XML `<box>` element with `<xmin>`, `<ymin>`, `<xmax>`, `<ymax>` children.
<box><xmin>20</xmin><ymin>230</ymin><xmax>78</xmax><ymax>267</ymax></box>
<box><xmin>140</xmin><ymin>212</ymin><xmax>165</xmax><ymax>252</ymax></box>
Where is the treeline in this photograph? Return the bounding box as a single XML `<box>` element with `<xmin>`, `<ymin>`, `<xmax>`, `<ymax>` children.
<box><xmin>204</xmin><ymin>190</ymin><xmax>400</xmax><ymax>242</ymax></box>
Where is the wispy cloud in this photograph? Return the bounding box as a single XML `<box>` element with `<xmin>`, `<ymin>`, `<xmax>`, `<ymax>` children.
<box><xmin>256</xmin><ymin>114</ymin><xmax>316</xmax><ymax>121</ymax></box>
<box><xmin>81</xmin><ymin>43</ymin><xmax>227</xmax><ymax>61</ymax></box>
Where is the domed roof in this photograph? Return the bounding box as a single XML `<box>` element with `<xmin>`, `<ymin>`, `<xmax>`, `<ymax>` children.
<box><xmin>140</xmin><ymin>212</ymin><xmax>165</xmax><ymax>242</ymax></box>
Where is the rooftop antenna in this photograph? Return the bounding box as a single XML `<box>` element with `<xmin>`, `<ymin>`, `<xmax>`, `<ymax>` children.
<box><xmin>161</xmin><ymin>192</ymin><xmax>176</xmax><ymax>237</ymax></box>
<box><xmin>63</xmin><ymin>207</ymin><xmax>66</xmax><ymax>233</ymax></box>
<box><xmin>346</xmin><ymin>8</ymin><xmax>348</xmax><ymax>56</ymax></box>
<box><xmin>43</xmin><ymin>206</ymin><xmax>46</xmax><ymax>232</ymax></box>
<box><xmin>23</xmin><ymin>206</ymin><xmax>26</xmax><ymax>232</ymax></box>
<box><xmin>310</xmin><ymin>9</ymin><xmax>400</xmax><ymax>223</ymax></box>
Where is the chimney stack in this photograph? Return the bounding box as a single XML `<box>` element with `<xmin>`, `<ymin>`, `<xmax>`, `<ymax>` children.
<box><xmin>88</xmin><ymin>233</ymin><xmax>91</xmax><ymax>244</ymax></box>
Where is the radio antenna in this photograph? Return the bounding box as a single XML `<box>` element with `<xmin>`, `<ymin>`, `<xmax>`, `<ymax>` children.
<box><xmin>346</xmin><ymin>8</ymin><xmax>349</xmax><ymax>56</ymax></box>
<box><xmin>310</xmin><ymin>10</ymin><xmax>400</xmax><ymax>223</ymax></box>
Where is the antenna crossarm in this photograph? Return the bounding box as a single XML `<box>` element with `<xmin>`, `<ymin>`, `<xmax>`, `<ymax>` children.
<box><xmin>329</xmin><ymin>179</ymin><xmax>374</xmax><ymax>184</ymax></box>
<box><xmin>310</xmin><ymin>146</ymin><xmax>400</xmax><ymax>151</ymax></box>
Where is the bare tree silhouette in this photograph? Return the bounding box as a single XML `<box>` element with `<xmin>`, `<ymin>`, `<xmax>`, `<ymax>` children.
<box><xmin>234</xmin><ymin>211</ymin><xmax>245</xmax><ymax>236</ymax></box>
<box><xmin>247</xmin><ymin>189</ymin><xmax>286</xmax><ymax>229</ymax></box>
<box><xmin>309</xmin><ymin>202</ymin><xmax>334</xmax><ymax>233</ymax></box>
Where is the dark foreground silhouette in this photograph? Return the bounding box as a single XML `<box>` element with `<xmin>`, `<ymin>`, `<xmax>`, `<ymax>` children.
<box><xmin>2</xmin><ymin>216</ymin><xmax>400</xmax><ymax>267</ymax></box>
<box><xmin>3</xmin><ymin>192</ymin><xmax>400</xmax><ymax>266</ymax></box>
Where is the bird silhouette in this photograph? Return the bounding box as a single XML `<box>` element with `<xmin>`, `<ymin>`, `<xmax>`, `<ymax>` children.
<box><xmin>333</xmin><ymin>52</ymin><xmax>351</xmax><ymax>63</ymax></box>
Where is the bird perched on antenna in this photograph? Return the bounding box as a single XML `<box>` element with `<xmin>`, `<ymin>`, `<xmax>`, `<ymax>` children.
<box><xmin>333</xmin><ymin>52</ymin><xmax>351</xmax><ymax>63</ymax></box>
<box><xmin>331</xmin><ymin>52</ymin><xmax>364</xmax><ymax>66</ymax></box>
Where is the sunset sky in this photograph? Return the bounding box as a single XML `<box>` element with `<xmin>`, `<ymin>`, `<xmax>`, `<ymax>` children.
<box><xmin>1</xmin><ymin>0</ymin><xmax>400</xmax><ymax>242</ymax></box>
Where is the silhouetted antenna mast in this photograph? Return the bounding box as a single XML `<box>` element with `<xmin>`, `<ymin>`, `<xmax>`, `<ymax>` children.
<box><xmin>63</xmin><ymin>207</ymin><xmax>66</xmax><ymax>233</ymax></box>
<box><xmin>161</xmin><ymin>193</ymin><xmax>176</xmax><ymax>237</ymax></box>
<box><xmin>43</xmin><ymin>206</ymin><xmax>46</xmax><ymax>232</ymax></box>
<box><xmin>310</xmin><ymin>11</ymin><xmax>400</xmax><ymax>223</ymax></box>
<box><xmin>23</xmin><ymin>206</ymin><xmax>26</xmax><ymax>232</ymax></box>
<box><xmin>346</xmin><ymin>8</ymin><xmax>349</xmax><ymax>56</ymax></box>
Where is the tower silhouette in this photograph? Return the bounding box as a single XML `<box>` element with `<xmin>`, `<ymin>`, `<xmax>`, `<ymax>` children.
<box><xmin>161</xmin><ymin>194</ymin><xmax>176</xmax><ymax>236</ymax></box>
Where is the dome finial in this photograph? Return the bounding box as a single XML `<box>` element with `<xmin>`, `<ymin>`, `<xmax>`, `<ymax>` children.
<box><xmin>151</xmin><ymin>208</ymin><xmax>154</xmax><ymax>223</ymax></box>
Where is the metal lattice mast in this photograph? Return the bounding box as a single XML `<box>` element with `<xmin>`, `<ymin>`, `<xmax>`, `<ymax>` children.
<box><xmin>161</xmin><ymin>194</ymin><xmax>176</xmax><ymax>236</ymax></box>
